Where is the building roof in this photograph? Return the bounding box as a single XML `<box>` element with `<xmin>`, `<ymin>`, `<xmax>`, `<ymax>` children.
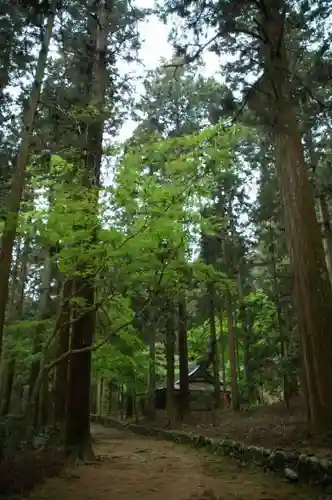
<box><xmin>156</xmin><ymin>361</ymin><xmax>225</xmax><ymax>391</ymax></box>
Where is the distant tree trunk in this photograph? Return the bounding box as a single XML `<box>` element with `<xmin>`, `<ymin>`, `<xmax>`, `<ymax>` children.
<box><xmin>268</xmin><ymin>227</ymin><xmax>289</xmax><ymax>407</ymax></box>
<box><xmin>317</xmin><ymin>194</ymin><xmax>332</xmax><ymax>284</ymax></box>
<box><xmin>126</xmin><ymin>388</ymin><xmax>133</xmax><ymax>419</ymax></box>
<box><xmin>242</xmin><ymin>328</ymin><xmax>252</xmax><ymax>403</ymax></box>
<box><xmin>305</xmin><ymin>129</ymin><xmax>332</xmax><ymax>285</ymax></box>
<box><xmin>0</xmin><ymin>236</ymin><xmax>29</xmax><ymax>415</ymax></box>
<box><xmin>96</xmin><ymin>379</ymin><xmax>102</xmax><ymax>416</ymax></box>
<box><xmin>252</xmin><ymin>0</ymin><xmax>332</xmax><ymax>429</ymax></box>
<box><xmin>0</xmin><ymin>5</ymin><xmax>56</xmax><ymax>356</ymax></box>
<box><xmin>39</xmin><ymin>371</ymin><xmax>50</xmax><ymax>427</ymax></box>
<box><xmin>12</xmin><ymin>236</ymin><xmax>30</xmax><ymax>320</ymax></box>
<box><xmin>208</xmin><ymin>284</ymin><xmax>220</xmax><ymax>409</ymax></box>
<box><xmin>90</xmin><ymin>382</ymin><xmax>97</xmax><ymax>415</ymax></box>
<box><xmin>28</xmin><ymin>247</ymin><xmax>52</xmax><ymax>428</ymax></box>
<box><xmin>298</xmin><ymin>327</ymin><xmax>312</xmax><ymax>427</ymax></box>
<box><xmin>100</xmin><ymin>379</ymin><xmax>104</xmax><ymax>415</ymax></box>
<box><xmin>236</xmin><ymin>338</ymin><xmax>241</xmax><ymax>382</ymax></box>
<box><xmin>107</xmin><ymin>381</ymin><xmax>113</xmax><ymax>415</ymax></box>
<box><xmin>0</xmin><ymin>359</ymin><xmax>15</xmax><ymax>416</ymax></box>
<box><xmin>177</xmin><ymin>295</ymin><xmax>189</xmax><ymax>419</ymax></box>
<box><xmin>225</xmin><ymin>290</ymin><xmax>239</xmax><ymax>411</ymax></box>
<box><xmin>147</xmin><ymin>326</ymin><xmax>156</xmax><ymax>420</ymax></box>
<box><xmin>53</xmin><ymin>279</ymin><xmax>72</xmax><ymax>424</ymax></box>
<box><xmin>119</xmin><ymin>385</ymin><xmax>124</xmax><ymax>419</ymax></box>
<box><xmin>165</xmin><ymin>300</ymin><xmax>176</xmax><ymax>425</ymax></box>
<box><xmin>133</xmin><ymin>384</ymin><xmax>138</xmax><ymax>424</ymax></box>
<box><xmin>219</xmin><ymin>311</ymin><xmax>227</xmax><ymax>392</ymax></box>
<box><xmin>237</xmin><ymin>273</ymin><xmax>252</xmax><ymax>401</ymax></box>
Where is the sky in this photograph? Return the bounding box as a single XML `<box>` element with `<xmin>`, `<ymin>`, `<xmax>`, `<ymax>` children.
<box><xmin>113</xmin><ymin>2</ymin><xmax>257</xmax><ymax>226</ymax></box>
<box><xmin>116</xmin><ymin>1</ymin><xmax>222</xmax><ymax>141</ymax></box>
<box><xmin>111</xmin><ymin>4</ymin><xmax>257</xmax><ymax>244</ymax></box>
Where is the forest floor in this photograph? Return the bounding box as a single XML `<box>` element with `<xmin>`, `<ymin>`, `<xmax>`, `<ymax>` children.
<box><xmin>136</xmin><ymin>397</ymin><xmax>332</xmax><ymax>457</ymax></box>
<box><xmin>26</xmin><ymin>424</ymin><xmax>324</xmax><ymax>500</ymax></box>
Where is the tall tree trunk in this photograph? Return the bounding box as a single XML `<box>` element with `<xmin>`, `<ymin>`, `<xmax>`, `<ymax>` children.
<box><xmin>0</xmin><ymin>359</ymin><xmax>15</xmax><ymax>416</ymax></box>
<box><xmin>119</xmin><ymin>385</ymin><xmax>124</xmax><ymax>419</ymax></box>
<box><xmin>0</xmin><ymin>4</ymin><xmax>56</xmax><ymax>355</ymax></box>
<box><xmin>242</xmin><ymin>324</ymin><xmax>251</xmax><ymax>402</ymax></box>
<box><xmin>317</xmin><ymin>194</ymin><xmax>332</xmax><ymax>283</ymax></box>
<box><xmin>305</xmin><ymin>129</ymin><xmax>332</xmax><ymax>284</ymax></box>
<box><xmin>177</xmin><ymin>295</ymin><xmax>189</xmax><ymax>419</ymax></box>
<box><xmin>126</xmin><ymin>390</ymin><xmax>133</xmax><ymax>419</ymax></box>
<box><xmin>219</xmin><ymin>311</ymin><xmax>227</xmax><ymax>392</ymax></box>
<box><xmin>53</xmin><ymin>279</ymin><xmax>72</xmax><ymax>424</ymax></box>
<box><xmin>132</xmin><ymin>382</ymin><xmax>138</xmax><ymax>424</ymax></box>
<box><xmin>165</xmin><ymin>300</ymin><xmax>176</xmax><ymax>425</ymax></box>
<box><xmin>247</xmin><ymin>0</ymin><xmax>332</xmax><ymax>429</ymax></box>
<box><xmin>65</xmin><ymin>275</ymin><xmax>95</xmax><ymax>459</ymax></box>
<box><xmin>90</xmin><ymin>382</ymin><xmax>97</xmax><ymax>415</ymax></box>
<box><xmin>28</xmin><ymin>247</ymin><xmax>52</xmax><ymax>428</ymax></box>
<box><xmin>235</xmin><ymin>338</ymin><xmax>241</xmax><ymax>382</ymax></box>
<box><xmin>107</xmin><ymin>380</ymin><xmax>113</xmax><ymax>415</ymax></box>
<box><xmin>268</xmin><ymin>227</ymin><xmax>289</xmax><ymax>406</ymax></box>
<box><xmin>225</xmin><ymin>291</ymin><xmax>239</xmax><ymax>411</ymax></box>
<box><xmin>65</xmin><ymin>0</ymin><xmax>112</xmax><ymax>457</ymax></box>
<box><xmin>96</xmin><ymin>379</ymin><xmax>104</xmax><ymax>416</ymax></box>
<box><xmin>237</xmin><ymin>272</ymin><xmax>252</xmax><ymax>402</ymax></box>
<box><xmin>39</xmin><ymin>370</ymin><xmax>50</xmax><ymax>427</ymax></box>
<box><xmin>147</xmin><ymin>329</ymin><xmax>156</xmax><ymax>420</ymax></box>
<box><xmin>0</xmin><ymin>241</ymin><xmax>20</xmax><ymax>412</ymax></box>
<box><xmin>208</xmin><ymin>284</ymin><xmax>220</xmax><ymax>409</ymax></box>
<box><xmin>271</xmin><ymin>9</ymin><xmax>332</xmax><ymax>429</ymax></box>
<box><xmin>0</xmin><ymin>235</ymin><xmax>29</xmax><ymax>415</ymax></box>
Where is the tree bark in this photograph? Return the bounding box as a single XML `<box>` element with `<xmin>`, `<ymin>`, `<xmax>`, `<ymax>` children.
<box><xmin>272</xmin><ymin>72</ymin><xmax>332</xmax><ymax>429</ymax></box>
<box><xmin>177</xmin><ymin>295</ymin><xmax>189</xmax><ymax>419</ymax></box>
<box><xmin>317</xmin><ymin>194</ymin><xmax>332</xmax><ymax>284</ymax></box>
<box><xmin>165</xmin><ymin>300</ymin><xmax>176</xmax><ymax>425</ymax></box>
<box><xmin>250</xmin><ymin>0</ymin><xmax>332</xmax><ymax>429</ymax></box>
<box><xmin>53</xmin><ymin>279</ymin><xmax>72</xmax><ymax>423</ymax></box>
<box><xmin>107</xmin><ymin>380</ymin><xmax>113</xmax><ymax>415</ymax></box>
<box><xmin>147</xmin><ymin>329</ymin><xmax>156</xmax><ymax>420</ymax></box>
<box><xmin>0</xmin><ymin>4</ymin><xmax>56</xmax><ymax>355</ymax></box>
<box><xmin>305</xmin><ymin>129</ymin><xmax>332</xmax><ymax>285</ymax></box>
<box><xmin>208</xmin><ymin>284</ymin><xmax>221</xmax><ymax>409</ymax></box>
<box><xmin>65</xmin><ymin>275</ymin><xmax>95</xmax><ymax>459</ymax></box>
<box><xmin>0</xmin><ymin>234</ymin><xmax>29</xmax><ymax>415</ymax></box>
<box><xmin>64</xmin><ymin>0</ymin><xmax>112</xmax><ymax>457</ymax></box>
<box><xmin>0</xmin><ymin>359</ymin><xmax>15</xmax><ymax>416</ymax></box>
<box><xmin>39</xmin><ymin>370</ymin><xmax>50</xmax><ymax>427</ymax></box>
<box><xmin>225</xmin><ymin>291</ymin><xmax>239</xmax><ymax>411</ymax></box>
<box><xmin>119</xmin><ymin>385</ymin><xmax>124</xmax><ymax>419</ymax></box>
<box><xmin>28</xmin><ymin>247</ymin><xmax>52</xmax><ymax>428</ymax></box>
<box><xmin>126</xmin><ymin>391</ymin><xmax>133</xmax><ymax>419</ymax></box>
<box><xmin>268</xmin><ymin>226</ymin><xmax>289</xmax><ymax>406</ymax></box>
<box><xmin>90</xmin><ymin>382</ymin><xmax>97</xmax><ymax>415</ymax></box>
<box><xmin>219</xmin><ymin>311</ymin><xmax>227</xmax><ymax>392</ymax></box>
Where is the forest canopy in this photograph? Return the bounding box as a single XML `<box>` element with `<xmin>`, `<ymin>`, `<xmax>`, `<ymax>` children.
<box><xmin>0</xmin><ymin>0</ymin><xmax>332</xmax><ymax>462</ymax></box>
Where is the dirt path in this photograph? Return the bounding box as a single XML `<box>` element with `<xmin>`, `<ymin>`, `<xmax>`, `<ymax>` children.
<box><xmin>28</xmin><ymin>425</ymin><xmax>322</xmax><ymax>500</ymax></box>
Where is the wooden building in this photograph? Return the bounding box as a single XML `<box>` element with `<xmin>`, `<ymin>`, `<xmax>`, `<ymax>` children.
<box><xmin>155</xmin><ymin>361</ymin><xmax>229</xmax><ymax>410</ymax></box>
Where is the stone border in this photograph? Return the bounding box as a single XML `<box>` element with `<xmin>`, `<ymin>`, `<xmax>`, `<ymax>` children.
<box><xmin>90</xmin><ymin>413</ymin><xmax>332</xmax><ymax>489</ymax></box>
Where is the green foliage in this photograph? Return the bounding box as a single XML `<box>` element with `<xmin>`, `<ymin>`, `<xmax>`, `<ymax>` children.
<box><xmin>9</xmin><ymin>115</ymin><xmax>241</xmax><ymax>393</ymax></box>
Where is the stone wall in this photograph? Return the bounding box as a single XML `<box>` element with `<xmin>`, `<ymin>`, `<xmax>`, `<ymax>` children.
<box><xmin>90</xmin><ymin>413</ymin><xmax>332</xmax><ymax>489</ymax></box>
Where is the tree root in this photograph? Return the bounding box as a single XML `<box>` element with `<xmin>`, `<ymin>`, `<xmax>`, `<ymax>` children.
<box><xmin>66</xmin><ymin>438</ymin><xmax>95</xmax><ymax>463</ymax></box>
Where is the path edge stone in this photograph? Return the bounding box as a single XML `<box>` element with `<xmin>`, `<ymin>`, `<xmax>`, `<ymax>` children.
<box><xmin>90</xmin><ymin>413</ymin><xmax>332</xmax><ymax>489</ymax></box>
